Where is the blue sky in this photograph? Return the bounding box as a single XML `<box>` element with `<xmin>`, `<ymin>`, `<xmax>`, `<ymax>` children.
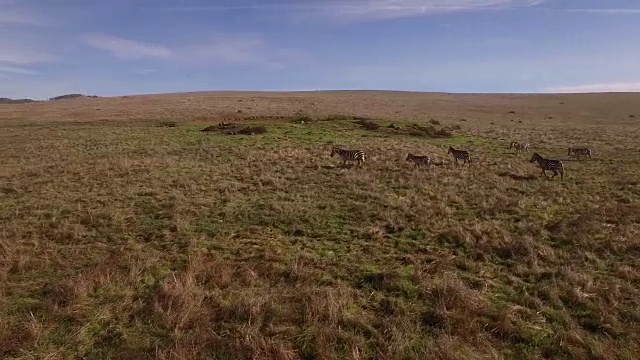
<box><xmin>1</xmin><ymin>0</ymin><xmax>640</xmax><ymax>99</ymax></box>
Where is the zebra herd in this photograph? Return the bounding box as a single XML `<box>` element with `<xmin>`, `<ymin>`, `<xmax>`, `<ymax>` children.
<box><xmin>330</xmin><ymin>142</ymin><xmax>594</xmax><ymax>181</ymax></box>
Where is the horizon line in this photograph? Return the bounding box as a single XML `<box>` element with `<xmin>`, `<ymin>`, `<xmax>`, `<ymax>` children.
<box><xmin>3</xmin><ymin>88</ymin><xmax>640</xmax><ymax>102</ymax></box>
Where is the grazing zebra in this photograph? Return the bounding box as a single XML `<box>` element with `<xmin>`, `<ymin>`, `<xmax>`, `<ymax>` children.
<box><xmin>509</xmin><ymin>141</ymin><xmax>530</xmax><ymax>154</ymax></box>
<box><xmin>330</xmin><ymin>146</ymin><xmax>365</xmax><ymax>166</ymax></box>
<box><xmin>406</xmin><ymin>153</ymin><xmax>432</xmax><ymax>168</ymax></box>
<box><xmin>447</xmin><ymin>146</ymin><xmax>471</xmax><ymax>165</ymax></box>
<box><xmin>568</xmin><ymin>147</ymin><xmax>592</xmax><ymax>160</ymax></box>
<box><xmin>530</xmin><ymin>153</ymin><xmax>564</xmax><ymax>180</ymax></box>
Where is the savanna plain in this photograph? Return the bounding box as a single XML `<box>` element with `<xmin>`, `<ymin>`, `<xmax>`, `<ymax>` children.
<box><xmin>1</xmin><ymin>91</ymin><xmax>639</xmax><ymax>359</ymax></box>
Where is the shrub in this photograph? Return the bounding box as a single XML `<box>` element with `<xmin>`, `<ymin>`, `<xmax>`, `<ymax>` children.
<box><xmin>237</xmin><ymin>126</ymin><xmax>267</xmax><ymax>135</ymax></box>
<box><xmin>157</xmin><ymin>121</ymin><xmax>178</xmax><ymax>128</ymax></box>
<box><xmin>48</xmin><ymin>94</ymin><xmax>87</xmax><ymax>101</ymax></box>
<box><xmin>354</xmin><ymin>119</ymin><xmax>380</xmax><ymax>131</ymax></box>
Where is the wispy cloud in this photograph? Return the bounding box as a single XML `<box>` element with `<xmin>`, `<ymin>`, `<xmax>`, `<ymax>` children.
<box><xmin>82</xmin><ymin>32</ymin><xmax>304</xmax><ymax>69</ymax></box>
<box><xmin>83</xmin><ymin>33</ymin><xmax>173</xmax><ymax>60</ymax></box>
<box><xmin>0</xmin><ymin>4</ymin><xmax>54</xmax><ymax>77</ymax></box>
<box><xmin>154</xmin><ymin>0</ymin><xmax>547</xmax><ymax>20</ymax></box>
<box><xmin>562</xmin><ymin>8</ymin><xmax>640</xmax><ymax>14</ymax></box>
<box><xmin>325</xmin><ymin>0</ymin><xmax>546</xmax><ymax>20</ymax></box>
<box><xmin>0</xmin><ymin>6</ymin><xmax>49</xmax><ymax>26</ymax></box>
<box><xmin>133</xmin><ymin>69</ymin><xmax>157</xmax><ymax>75</ymax></box>
<box><xmin>180</xmin><ymin>34</ymin><xmax>305</xmax><ymax>69</ymax></box>
<box><xmin>0</xmin><ymin>65</ymin><xmax>38</xmax><ymax>75</ymax></box>
<box><xmin>0</xmin><ymin>44</ymin><xmax>57</xmax><ymax>65</ymax></box>
<box><xmin>544</xmin><ymin>82</ymin><xmax>640</xmax><ymax>93</ymax></box>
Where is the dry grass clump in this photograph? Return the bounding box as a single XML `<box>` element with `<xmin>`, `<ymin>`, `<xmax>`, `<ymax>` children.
<box><xmin>353</xmin><ymin>118</ymin><xmax>381</xmax><ymax>130</ymax></box>
<box><xmin>200</xmin><ymin>122</ymin><xmax>267</xmax><ymax>135</ymax></box>
<box><xmin>1</xmin><ymin>91</ymin><xmax>640</xmax><ymax>359</ymax></box>
<box><xmin>404</xmin><ymin>123</ymin><xmax>455</xmax><ymax>138</ymax></box>
<box><xmin>157</xmin><ymin>121</ymin><xmax>179</xmax><ymax>128</ymax></box>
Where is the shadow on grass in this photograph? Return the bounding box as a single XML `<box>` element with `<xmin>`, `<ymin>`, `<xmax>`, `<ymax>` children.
<box><xmin>497</xmin><ymin>171</ymin><xmax>538</xmax><ymax>181</ymax></box>
<box><xmin>561</xmin><ymin>157</ymin><xmax>602</xmax><ymax>163</ymax></box>
<box><xmin>321</xmin><ymin>164</ymin><xmax>363</xmax><ymax>170</ymax></box>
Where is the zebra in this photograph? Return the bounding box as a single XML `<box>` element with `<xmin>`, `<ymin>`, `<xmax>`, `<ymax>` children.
<box><xmin>568</xmin><ymin>147</ymin><xmax>592</xmax><ymax>160</ymax></box>
<box><xmin>406</xmin><ymin>153</ymin><xmax>432</xmax><ymax>168</ymax></box>
<box><xmin>529</xmin><ymin>153</ymin><xmax>564</xmax><ymax>180</ymax></box>
<box><xmin>447</xmin><ymin>146</ymin><xmax>471</xmax><ymax>165</ymax></box>
<box><xmin>509</xmin><ymin>141</ymin><xmax>530</xmax><ymax>154</ymax></box>
<box><xmin>330</xmin><ymin>146</ymin><xmax>365</xmax><ymax>167</ymax></box>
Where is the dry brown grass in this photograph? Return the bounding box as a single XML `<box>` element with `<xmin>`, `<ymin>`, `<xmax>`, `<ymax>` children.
<box><xmin>1</xmin><ymin>90</ymin><xmax>640</xmax><ymax>359</ymax></box>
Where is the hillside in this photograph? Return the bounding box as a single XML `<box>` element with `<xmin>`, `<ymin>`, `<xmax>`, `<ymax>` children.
<box><xmin>1</xmin><ymin>90</ymin><xmax>639</xmax><ymax>359</ymax></box>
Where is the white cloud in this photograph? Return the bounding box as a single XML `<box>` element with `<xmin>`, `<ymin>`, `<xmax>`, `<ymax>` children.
<box><xmin>0</xmin><ymin>45</ymin><xmax>57</xmax><ymax>65</ymax></box>
<box><xmin>83</xmin><ymin>33</ymin><xmax>173</xmax><ymax>60</ymax></box>
<box><xmin>0</xmin><ymin>5</ymin><xmax>48</xmax><ymax>26</ymax></box>
<box><xmin>179</xmin><ymin>34</ymin><xmax>305</xmax><ymax>69</ymax></box>
<box><xmin>133</xmin><ymin>69</ymin><xmax>158</xmax><ymax>74</ymax></box>
<box><xmin>81</xmin><ymin>32</ymin><xmax>304</xmax><ymax>69</ymax></box>
<box><xmin>563</xmin><ymin>8</ymin><xmax>640</xmax><ymax>14</ymax></box>
<box><xmin>0</xmin><ymin>65</ymin><xmax>38</xmax><ymax>75</ymax></box>
<box><xmin>154</xmin><ymin>0</ymin><xmax>546</xmax><ymax>20</ymax></box>
<box><xmin>325</xmin><ymin>0</ymin><xmax>546</xmax><ymax>20</ymax></box>
<box><xmin>544</xmin><ymin>82</ymin><xmax>640</xmax><ymax>93</ymax></box>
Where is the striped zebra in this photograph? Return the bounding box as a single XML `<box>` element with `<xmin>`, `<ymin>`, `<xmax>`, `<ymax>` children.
<box><xmin>509</xmin><ymin>141</ymin><xmax>530</xmax><ymax>154</ymax></box>
<box><xmin>530</xmin><ymin>153</ymin><xmax>564</xmax><ymax>180</ymax></box>
<box><xmin>447</xmin><ymin>146</ymin><xmax>471</xmax><ymax>165</ymax></box>
<box><xmin>406</xmin><ymin>153</ymin><xmax>432</xmax><ymax>168</ymax></box>
<box><xmin>330</xmin><ymin>146</ymin><xmax>365</xmax><ymax>167</ymax></box>
<box><xmin>568</xmin><ymin>147</ymin><xmax>592</xmax><ymax>160</ymax></box>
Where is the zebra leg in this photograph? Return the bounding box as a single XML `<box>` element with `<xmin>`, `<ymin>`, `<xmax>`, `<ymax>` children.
<box><xmin>541</xmin><ymin>169</ymin><xmax>549</xmax><ymax>178</ymax></box>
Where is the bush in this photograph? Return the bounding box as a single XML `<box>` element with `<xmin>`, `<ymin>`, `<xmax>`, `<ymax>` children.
<box><xmin>157</xmin><ymin>121</ymin><xmax>178</xmax><ymax>128</ymax></box>
<box><xmin>48</xmin><ymin>94</ymin><xmax>88</xmax><ymax>101</ymax></box>
<box><xmin>0</xmin><ymin>97</ymin><xmax>35</xmax><ymax>104</ymax></box>
<box><xmin>354</xmin><ymin>119</ymin><xmax>380</xmax><ymax>130</ymax></box>
<box><xmin>291</xmin><ymin>114</ymin><xmax>313</xmax><ymax>123</ymax></box>
<box><xmin>322</xmin><ymin>114</ymin><xmax>355</xmax><ymax>121</ymax></box>
<box><xmin>435</xmin><ymin>127</ymin><xmax>454</xmax><ymax>137</ymax></box>
<box><xmin>237</xmin><ymin>126</ymin><xmax>267</xmax><ymax>135</ymax></box>
<box><xmin>405</xmin><ymin>123</ymin><xmax>454</xmax><ymax>138</ymax></box>
<box><xmin>200</xmin><ymin>122</ymin><xmax>266</xmax><ymax>135</ymax></box>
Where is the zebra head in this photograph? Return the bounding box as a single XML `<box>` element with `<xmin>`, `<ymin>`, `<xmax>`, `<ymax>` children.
<box><xmin>530</xmin><ymin>153</ymin><xmax>542</xmax><ymax>163</ymax></box>
<box><xmin>447</xmin><ymin>146</ymin><xmax>454</xmax><ymax>154</ymax></box>
<box><xmin>509</xmin><ymin>141</ymin><xmax>517</xmax><ymax>149</ymax></box>
<box><xmin>330</xmin><ymin>147</ymin><xmax>338</xmax><ymax>157</ymax></box>
<box><xmin>567</xmin><ymin>147</ymin><xmax>573</xmax><ymax>155</ymax></box>
<box><xmin>406</xmin><ymin>153</ymin><xmax>414</xmax><ymax>161</ymax></box>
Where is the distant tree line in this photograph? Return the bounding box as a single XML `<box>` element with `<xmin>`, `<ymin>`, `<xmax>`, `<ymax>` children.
<box><xmin>0</xmin><ymin>93</ymin><xmax>99</xmax><ymax>104</ymax></box>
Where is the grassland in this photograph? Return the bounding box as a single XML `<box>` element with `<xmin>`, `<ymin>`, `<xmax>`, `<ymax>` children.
<box><xmin>1</xmin><ymin>90</ymin><xmax>639</xmax><ymax>359</ymax></box>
